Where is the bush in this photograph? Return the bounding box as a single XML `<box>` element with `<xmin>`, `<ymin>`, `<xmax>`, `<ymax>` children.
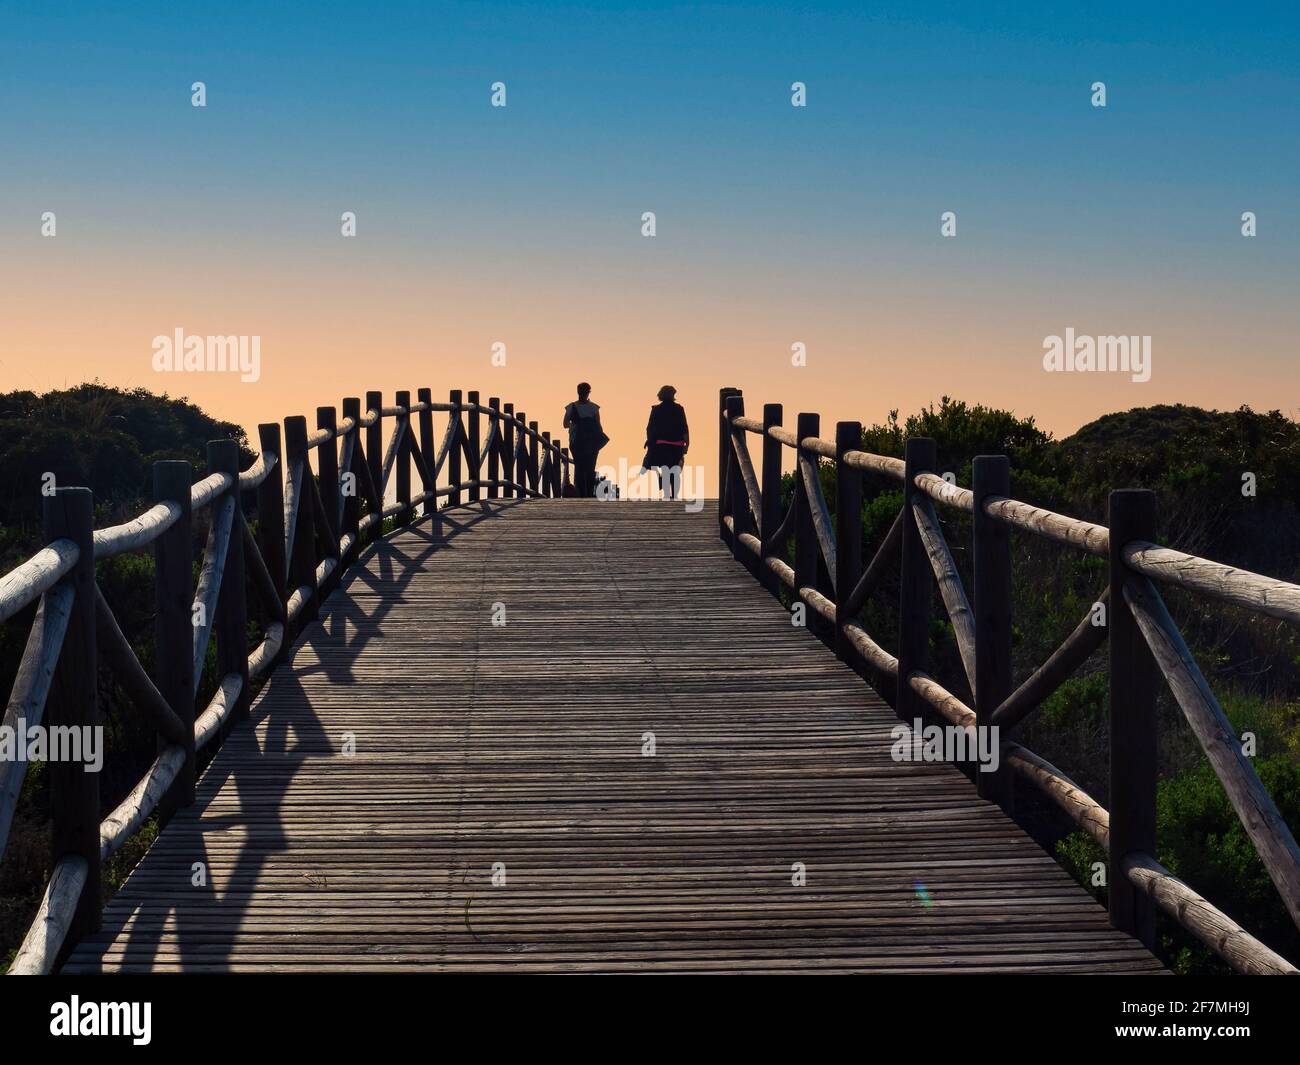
<box><xmin>1157</xmin><ymin>758</ymin><xmax>1300</xmax><ymax>966</ymax></box>
<box><xmin>1054</xmin><ymin>758</ymin><xmax>1300</xmax><ymax>973</ymax></box>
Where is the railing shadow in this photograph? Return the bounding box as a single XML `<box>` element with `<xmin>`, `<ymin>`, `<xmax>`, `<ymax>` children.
<box><xmin>91</xmin><ymin>500</ymin><xmax>525</xmax><ymax>972</ymax></box>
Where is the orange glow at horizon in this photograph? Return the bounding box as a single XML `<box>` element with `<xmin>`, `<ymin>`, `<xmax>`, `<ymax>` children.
<box><xmin>4</xmin><ymin>240</ymin><xmax>1295</xmax><ymax>496</ymax></box>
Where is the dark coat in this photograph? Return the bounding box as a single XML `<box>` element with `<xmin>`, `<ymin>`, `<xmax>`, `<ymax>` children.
<box><xmin>642</xmin><ymin>401</ymin><xmax>689</xmax><ymax>468</ymax></box>
<box><xmin>566</xmin><ymin>401</ymin><xmax>607</xmax><ymax>457</ymax></box>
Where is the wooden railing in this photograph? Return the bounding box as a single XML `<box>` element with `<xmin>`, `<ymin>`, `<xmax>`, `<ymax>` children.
<box><xmin>718</xmin><ymin>386</ymin><xmax>1300</xmax><ymax>975</ymax></box>
<box><xmin>0</xmin><ymin>389</ymin><xmax>570</xmax><ymax>974</ymax></box>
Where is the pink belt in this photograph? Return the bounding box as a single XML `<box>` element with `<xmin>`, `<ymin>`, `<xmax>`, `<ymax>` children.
<box><xmin>656</xmin><ymin>439</ymin><xmax>686</xmax><ymax>446</ymax></box>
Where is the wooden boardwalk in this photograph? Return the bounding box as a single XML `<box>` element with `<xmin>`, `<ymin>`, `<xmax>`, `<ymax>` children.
<box><xmin>66</xmin><ymin>500</ymin><xmax>1162</xmax><ymax>973</ymax></box>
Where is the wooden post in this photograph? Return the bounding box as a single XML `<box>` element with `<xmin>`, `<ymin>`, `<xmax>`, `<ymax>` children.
<box><xmin>340</xmin><ymin>399</ymin><xmax>362</xmax><ymax>561</ymax></box>
<box><xmin>285</xmin><ymin>415</ymin><xmax>318</xmax><ymax>629</ymax></box>
<box><xmin>834</xmin><ymin>421</ymin><xmax>863</xmax><ymax>662</ymax></box>
<box><xmin>152</xmin><ymin>461</ymin><xmax>195</xmax><ymax>820</ymax></box>
<box><xmin>365</xmin><ymin>391</ymin><xmax>383</xmax><ymax>541</ymax></box>
<box><xmin>973</xmin><ymin>455</ymin><xmax>1012</xmax><ymax>804</ymax></box>
<box><xmin>1108</xmin><ymin>488</ymin><xmax>1159</xmax><ymax>948</ymax></box>
<box><xmin>897</xmin><ymin>437</ymin><xmax>937</xmax><ymax>719</ymax></box>
<box><xmin>514</xmin><ymin>411</ymin><xmax>527</xmax><ymax>496</ymax></box>
<box><xmin>725</xmin><ymin>395</ymin><xmax>754</xmax><ymax>564</ymax></box>
<box><xmin>793</xmin><ymin>413</ymin><xmax>822</xmax><ymax>635</ymax></box>
<box><xmin>418</xmin><ymin>388</ymin><xmax>436</xmax><ymax>515</ymax></box>
<box><xmin>467</xmin><ymin>390</ymin><xmax>482</xmax><ymax>503</ymax></box>
<box><xmin>502</xmin><ymin>402</ymin><xmax>516</xmax><ymax>499</ymax></box>
<box><xmin>541</xmin><ymin>432</ymin><xmax>553</xmax><ymax>497</ymax></box>
<box><xmin>448</xmin><ymin>390</ymin><xmax>463</xmax><ymax>507</ymax></box>
<box><xmin>560</xmin><ymin>448</ymin><xmax>571</xmax><ymax>497</ymax></box>
<box><xmin>759</xmin><ymin>403</ymin><xmax>784</xmax><ymax>596</ymax></box>
<box><xmin>256</xmin><ymin>423</ymin><xmax>286</xmax><ymax>603</ymax></box>
<box><xmin>43</xmin><ymin>487</ymin><xmax>100</xmax><ymax>941</ymax></box>
<box><xmin>394</xmin><ymin>390</ymin><xmax>412</xmax><ymax>527</ymax></box>
<box><xmin>316</xmin><ymin>406</ymin><xmax>341</xmax><ymax>592</ymax></box>
<box><xmin>208</xmin><ymin>440</ymin><xmax>251</xmax><ymax>733</ymax></box>
<box><xmin>528</xmin><ymin>420</ymin><xmax>540</xmax><ymax>497</ymax></box>
<box><xmin>486</xmin><ymin>397</ymin><xmax>502</xmax><ymax>499</ymax></box>
<box><xmin>718</xmin><ymin>387</ymin><xmax>741</xmax><ymax>545</ymax></box>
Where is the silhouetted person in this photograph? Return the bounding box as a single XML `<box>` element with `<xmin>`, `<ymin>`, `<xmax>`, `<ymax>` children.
<box><xmin>642</xmin><ymin>385</ymin><xmax>689</xmax><ymax>499</ymax></box>
<box><xmin>563</xmin><ymin>382</ymin><xmax>606</xmax><ymax>497</ymax></box>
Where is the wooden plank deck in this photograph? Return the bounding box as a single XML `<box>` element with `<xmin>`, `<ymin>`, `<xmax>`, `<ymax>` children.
<box><xmin>66</xmin><ymin>500</ymin><xmax>1163</xmax><ymax>973</ymax></box>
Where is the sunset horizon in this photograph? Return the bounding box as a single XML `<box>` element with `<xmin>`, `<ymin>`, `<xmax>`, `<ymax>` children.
<box><xmin>4</xmin><ymin>2</ymin><xmax>1297</xmax><ymax>491</ymax></box>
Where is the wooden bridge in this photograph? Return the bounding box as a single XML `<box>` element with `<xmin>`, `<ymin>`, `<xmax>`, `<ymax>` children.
<box><xmin>2</xmin><ymin>387</ymin><xmax>1298</xmax><ymax>974</ymax></box>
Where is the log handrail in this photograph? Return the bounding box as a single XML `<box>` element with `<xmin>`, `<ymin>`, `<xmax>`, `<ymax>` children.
<box><xmin>0</xmin><ymin>384</ymin><xmax>571</xmax><ymax>974</ymax></box>
<box><xmin>990</xmin><ymin>589</ymin><xmax>1108</xmax><ymax>730</ymax></box>
<box><xmin>0</xmin><ymin>541</ymin><xmax>80</xmax><ymax>626</ymax></box>
<box><xmin>838</xmin><ymin>508</ymin><xmax>903</xmax><ymax>621</ymax></box>
<box><xmin>1124</xmin><ymin>540</ymin><xmax>1300</xmax><ymax>625</ymax></box>
<box><xmin>727</xmin><ymin>424</ymin><xmax>763</xmax><ymax>524</ymax></box>
<box><xmin>479</xmin><ymin>416</ymin><xmax>499</xmax><ymax>469</ymax></box>
<box><xmin>1124</xmin><ymin>574</ymin><xmax>1300</xmax><ymax>929</ymax></box>
<box><xmin>190</xmin><ymin>494</ymin><xmax>236</xmax><ymax>692</ymax></box>
<box><xmin>92</xmin><ymin>501</ymin><xmax>183</xmax><ymax>560</ymax></box>
<box><xmin>912</xmin><ymin>496</ymin><xmax>977</xmax><ymax>696</ymax></box>
<box><xmin>190</xmin><ymin>471</ymin><xmax>232</xmax><ymax>511</ymax></box>
<box><xmin>762</xmin><ymin>495</ymin><xmax>797</xmax><ymax>556</ymax></box>
<box><xmin>93</xmin><ymin>584</ymin><xmax>189</xmax><ymax>747</ymax></box>
<box><xmin>915</xmin><ymin>471</ymin><xmax>974</xmax><ymax>513</ymax></box>
<box><xmin>0</xmin><ymin>584</ymin><xmax>74</xmax><ymax>860</ymax></box>
<box><xmin>718</xmin><ymin>386</ymin><xmax>1300</xmax><ymax>976</ymax></box>
<box><xmin>799</xmin><ymin>451</ymin><xmax>837</xmax><ymax>589</ymax></box>
<box><xmin>982</xmin><ymin>494</ymin><xmax>1110</xmax><ymax>556</ymax></box>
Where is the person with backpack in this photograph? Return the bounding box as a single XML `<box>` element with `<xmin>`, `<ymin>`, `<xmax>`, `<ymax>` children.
<box><xmin>563</xmin><ymin>382</ymin><xmax>608</xmax><ymax>497</ymax></box>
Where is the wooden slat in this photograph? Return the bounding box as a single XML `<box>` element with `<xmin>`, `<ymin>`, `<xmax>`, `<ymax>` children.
<box><xmin>64</xmin><ymin>502</ymin><xmax>1163</xmax><ymax>975</ymax></box>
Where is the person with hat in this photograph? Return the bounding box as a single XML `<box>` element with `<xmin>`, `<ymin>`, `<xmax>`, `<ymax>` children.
<box><xmin>641</xmin><ymin>385</ymin><xmax>690</xmax><ymax>500</ymax></box>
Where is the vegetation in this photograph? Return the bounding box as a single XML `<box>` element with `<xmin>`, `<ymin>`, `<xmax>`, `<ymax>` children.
<box><xmin>0</xmin><ymin>383</ymin><xmax>252</xmax><ymax>967</ymax></box>
<box><xmin>794</xmin><ymin>398</ymin><xmax>1300</xmax><ymax>972</ymax></box>
<box><xmin>3</xmin><ymin>385</ymin><xmax>1299</xmax><ymax>972</ymax></box>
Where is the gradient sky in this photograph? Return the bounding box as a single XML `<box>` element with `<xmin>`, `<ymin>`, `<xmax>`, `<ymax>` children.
<box><xmin>3</xmin><ymin>2</ymin><xmax>1298</xmax><ymax>492</ymax></box>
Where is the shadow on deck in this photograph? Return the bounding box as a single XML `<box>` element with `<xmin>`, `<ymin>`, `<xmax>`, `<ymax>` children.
<box><xmin>65</xmin><ymin>500</ymin><xmax>1162</xmax><ymax>973</ymax></box>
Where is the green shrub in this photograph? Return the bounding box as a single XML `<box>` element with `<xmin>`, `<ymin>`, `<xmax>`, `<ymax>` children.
<box><xmin>1055</xmin><ymin>757</ymin><xmax>1300</xmax><ymax>973</ymax></box>
<box><xmin>1157</xmin><ymin>758</ymin><xmax>1300</xmax><ymax>965</ymax></box>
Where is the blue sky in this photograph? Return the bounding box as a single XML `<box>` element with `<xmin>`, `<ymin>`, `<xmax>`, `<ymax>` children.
<box><xmin>2</xmin><ymin>1</ymin><xmax>1297</xmax><ymax>457</ymax></box>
